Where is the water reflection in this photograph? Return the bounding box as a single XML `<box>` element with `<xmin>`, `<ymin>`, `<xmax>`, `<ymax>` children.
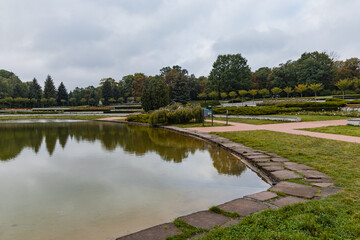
<box><xmin>0</xmin><ymin>121</ymin><xmax>245</xmax><ymax>176</ymax></box>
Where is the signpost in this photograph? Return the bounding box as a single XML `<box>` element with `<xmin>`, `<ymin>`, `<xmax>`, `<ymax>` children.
<box><xmin>203</xmin><ymin>108</ymin><xmax>213</xmax><ymax>126</ymax></box>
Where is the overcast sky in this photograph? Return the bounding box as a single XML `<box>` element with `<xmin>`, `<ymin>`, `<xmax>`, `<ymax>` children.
<box><xmin>1</xmin><ymin>0</ymin><xmax>360</xmax><ymax>90</ymax></box>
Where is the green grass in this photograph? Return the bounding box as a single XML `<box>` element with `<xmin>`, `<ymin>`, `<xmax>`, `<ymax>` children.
<box><xmin>302</xmin><ymin>125</ymin><xmax>360</xmax><ymax>137</ymax></box>
<box><xmin>214</xmin><ymin>117</ymin><xmax>288</xmax><ymax>125</ymax></box>
<box><xmin>271</xmin><ymin>114</ymin><xmax>350</xmax><ymax>122</ymax></box>
<box><xmin>0</xmin><ymin>115</ymin><xmax>113</xmax><ymax>120</ymax></box>
<box><xmin>166</xmin><ymin>219</ymin><xmax>208</xmax><ymax>240</ymax></box>
<box><xmin>197</xmin><ymin>130</ymin><xmax>360</xmax><ymax>239</ymax></box>
<box><xmin>209</xmin><ymin>206</ymin><xmax>240</xmax><ymax>218</ymax></box>
<box><xmin>170</xmin><ymin>121</ymin><xmax>228</xmax><ymax>128</ymax></box>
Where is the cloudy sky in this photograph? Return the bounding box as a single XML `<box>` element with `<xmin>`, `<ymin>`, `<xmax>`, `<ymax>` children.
<box><xmin>1</xmin><ymin>0</ymin><xmax>360</xmax><ymax>90</ymax></box>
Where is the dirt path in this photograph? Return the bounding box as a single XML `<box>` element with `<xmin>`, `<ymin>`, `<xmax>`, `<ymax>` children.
<box><xmin>188</xmin><ymin>119</ymin><xmax>360</xmax><ymax>143</ymax></box>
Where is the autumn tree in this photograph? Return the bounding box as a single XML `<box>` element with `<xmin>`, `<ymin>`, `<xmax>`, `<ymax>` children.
<box><xmin>238</xmin><ymin>90</ymin><xmax>248</xmax><ymax>102</ymax></box>
<box><xmin>248</xmin><ymin>89</ymin><xmax>258</xmax><ymax>101</ymax></box>
<box><xmin>335</xmin><ymin>79</ymin><xmax>353</xmax><ymax>99</ymax></box>
<box><xmin>308</xmin><ymin>83</ymin><xmax>324</xmax><ymax>100</ymax></box>
<box><xmin>271</xmin><ymin>87</ymin><xmax>282</xmax><ymax>97</ymax></box>
<box><xmin>220</xmin><ymin>92</ymin><xmax>228</xmax><ymax>100</ymax></box>
<box><xmin>283</xmin><ymin>86</ymin><xmax>294</xmax><ymax>98</ymax></box>
<box><xmin>132</xmin><ymin>73</ymin><xmax>147</xmax><ymax>99</ymax></box>
<box><xmin>229</xmin><ymin>91</ymin><xmax>237</xmax><ymax>99</ymax></box>
<box><xmin>258</xmin><ymin>88</ymin><xmax>270</xmax><ymax>99</ymax></box>
<box><xmin>295</xmin><ymin>84</ymin><xmax>308</xmax><ymax>97</ymax></box>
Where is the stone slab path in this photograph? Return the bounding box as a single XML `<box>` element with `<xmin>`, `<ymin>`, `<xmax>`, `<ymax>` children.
<box><xmin>112</xmin><ymin>124</ymin><xmax>343</xmax><ymax>240</ymax></box>
<box><xmin>188</xmin><ymin>119</ymin><xmax>360</xmax><ymax>143</ymax></box>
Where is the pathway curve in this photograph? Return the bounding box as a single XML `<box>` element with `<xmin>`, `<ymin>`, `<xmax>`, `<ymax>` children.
<box><xmin>188</xmin><ymin>119</ymin><xmax>360</xmax><ymax>143</ymax></box>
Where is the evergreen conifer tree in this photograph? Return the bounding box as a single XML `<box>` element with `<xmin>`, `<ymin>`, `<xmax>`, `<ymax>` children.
<box><xmin>57</xmin><ymin>82</ymin><xmax>68</xmax><ymax>105</ymax></box>
<box><xmin>171</xmin><ymin>71</ymin><xmax>190</xmax><ymax>104</ymax></box>
<box><xmin>28</xmin><ymin>78</ymin><xmax>42</xmax><ymax>101</ymax></box>
<box><xmin>44</xmin><ymin>75</ymin><xmax>57</xmax><ymax>99</ymax></box>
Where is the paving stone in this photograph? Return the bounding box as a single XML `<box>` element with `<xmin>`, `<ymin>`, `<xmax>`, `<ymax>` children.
<box><xmin>297</xmin><ymin>170</ymin><xmax>331</xmax><ymax>179</ymax></box>
<box><xmin>306</xmin><ymin>178</ymin><xmax>335</xmax><ymax>183</ymax></box>
<box><xmin>246</xmin><ymin>154</ymin><xmax>271</xmax><ymax>159</ymax></box>
<box><xmin>271</xmin><ymin>157</ymin><xmax>288</xmax><ymax>162</ymax></box>
<box><xmin>257</xmin><ymin>162</ymin><xmax>283</xmax><ymax>167</ymax></box>
<box><xmin>266</xmin><ymin>153</ymin><xmax>281</xmax><ymax>158</ymax></box>
<box><xmin>251</xmin><ymin>158</ymin><xmax>272</xmax><ymax>162</ymax></box>
<box><xmin>285</xmin><ymin>163</ymin><xmax>313</xmax><ymax>171</ymax></box>
<box><xmin>218</xmin><ymin>198</ymin><xmax>268</xmax><ymax>217</ymax></box>
<box><xmin>179</xmin><ymin>210</ymin><xmax>230</xmax><ymax>229</ymax></box>
<box><xmin>245</xmin><ymin>191</ymin><xmax>278</xmax><ymax>201</ymax></box>
<box><xmin>116</xmin><ymin>223</ymin><xmax>181</xmax><ymax>240</ymax></box>
<box><xmin>263</xmin><ymin>165</ymin><xmax>285</xmax><ymax>172</ymax></box>
<box><xmin>221</xmin><ymin>218</ymin><xmax>241</xmax><ymax>228</ymax></box>
<box><xmin>311</xmin><ymin>182</ymin><xmax>333</xmax><ymax>188</ymax></box>
<box><xmin>221</xmin><ymin>142</ymin><xmax>242</xmax><ymax>148</ymax></box>
<box><xmin>271</xmin><ymin>196</ymin><xmax>308</xmax><ymax>207</ymax></box>
<box><xmin>243</xmin><ymin>152</ymin><xmax>265</xmax><ymax>156</ymax></box>
<box><xmin>270</xmin><ymin>181</ymin><xmax>318</xmax><ymax>199</ymax></box>
<box><xmin>271</xmin><ymin>170</ymin><xmax>302</xmax><ymax>180</ymax></box>
<box><xmin>320</xmin><ymin>187</ymin><xmax>343</xmax><ymax>198</ymax></box>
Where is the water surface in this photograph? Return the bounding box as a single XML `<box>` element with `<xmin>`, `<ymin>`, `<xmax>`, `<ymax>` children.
<box><xmin>0</xmin><ymin>120</ymin><xmax>268</xmax><ymax>240</ymax></box>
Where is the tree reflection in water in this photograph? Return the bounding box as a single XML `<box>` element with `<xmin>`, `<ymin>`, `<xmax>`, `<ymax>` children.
<box><xmin>0</xmin><ymin>121</ymin><xmax>245</xmax><ymax>176</ymax></box>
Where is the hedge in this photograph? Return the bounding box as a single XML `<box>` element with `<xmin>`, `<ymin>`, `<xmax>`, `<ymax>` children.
<box><xmin>149</xmin><ymin>104</ymin><xmax>203</xmax><ymax>126</ymax></box>
<box><xmin>213</xmin><ymin>106</ymin><xmax>301</xmax><ymax>115</ymax></box>
<box><xmin>125</xmin><ymin>114</ymin><xmax>150</xmax><ymax>123</ymax></box>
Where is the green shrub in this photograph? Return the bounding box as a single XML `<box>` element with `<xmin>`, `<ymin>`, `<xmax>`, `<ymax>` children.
<box><xmin>149</xmin><ymin>104</ymin><xmax>203</xmax><ymax>126</ymax></box>
<box><xmin>325</xmin><ymin>98</ymin><xmax>346</xmax><ymax>103</ymax></box>
<box><xmin>277</xmin><ymin>102</ymin><xmax>346</xmax><ymax>111</ymax></box>
<box><xmin>125</xmin><ymin>114</ymin><xmax>149</xmax><ymax>123</ymax></box>
<box><xmin>346</xmin><ymin>100</ymin><xmax>360</xmax><ymax>104</ymax></box>
<box><xmin>213</xmin><ymin>106</ymin><xmax>301</xmax><ymax>115</ymax></box>
<box><xmin>333</xmin><ymin>94</ymin><xmax>360</xmax><ymax>99</ymax></box>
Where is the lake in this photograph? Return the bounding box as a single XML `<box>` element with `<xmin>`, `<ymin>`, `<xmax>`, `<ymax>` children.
<box><xmin>0</xmin><ymin>120</ymin><xmax>268</xmax><ymax>240</ymax></box>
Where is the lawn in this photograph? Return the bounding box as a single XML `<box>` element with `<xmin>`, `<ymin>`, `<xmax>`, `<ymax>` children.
<box><xmin>196</xmin><ymin>130</ymin><xmax>360</xmax><ymax>239</ymax></box>
<box><xmin>303</xmin><ymin>125</ymin><xmax>360</xmax><ymax>137</ymax></box>
<box><xmin>214</xmin><ymin>117</ymin><xmax>288</xmax><ymax>125</ymax></box>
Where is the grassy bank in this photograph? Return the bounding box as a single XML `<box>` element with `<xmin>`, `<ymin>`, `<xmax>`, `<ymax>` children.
<box><xmin>197</xmin><ymin>130</ymin><xmax>360</xmax><ymax>239</ymax></box>
<box><xmin>303</xmin><ymin>125</ymin><xmax>360</xmax><ymax>138</ymax></box>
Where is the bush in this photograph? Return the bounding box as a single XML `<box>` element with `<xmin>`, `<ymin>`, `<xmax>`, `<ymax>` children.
<box><xmin>325</xmin><ymin>98</ymin><xmax>346</xmax><ymax>103</ymax></box>
<box><xmin>333</xmin><ymin>94</ymin><xmax>360</xmax><ymax>99</ymax></box>
<box><xmin>213</xmin><ymin>106</ymin><xmax>301</xmax><ymax>115</ymax></box>
<box><xmin>126</xmin><ymin>114</ymin><xmax>149</xmax><ymax>123</ymax></box>
<box><xmin>149</xmin><ymin>104</ymin><xmax>203</xmax><ymax>126</ymax></box>
<box><xmin>277</xmin><ymin>102</ymin><xmax>346</xmax><ymax>111</ymax></box>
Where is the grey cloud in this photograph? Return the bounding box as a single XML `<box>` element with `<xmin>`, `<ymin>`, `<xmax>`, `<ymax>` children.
<box><xmin>1</xmin><ymin>0</ymin><xmax>360</xmax><ymax>90</ymax></box>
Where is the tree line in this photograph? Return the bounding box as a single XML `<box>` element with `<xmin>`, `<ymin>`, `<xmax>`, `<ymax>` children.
<box><xmin>1</xmin><ymin>51</ymin><xmax>360</xmax><ymax>108</ymax></box>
